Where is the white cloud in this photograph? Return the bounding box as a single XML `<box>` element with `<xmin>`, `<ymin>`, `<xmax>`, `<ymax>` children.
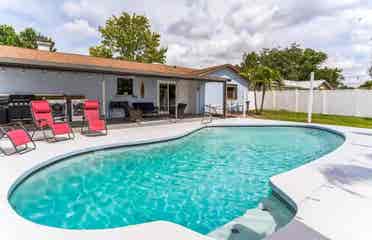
<box><xmin>60</xmin><ymin>19</ymin><xmax>99</xmax><ymax>39</ymax></box>
<box><xmin>0</xmin><ymin>0</ymin><xmax>371</xmax><ymax>86</ymax></box>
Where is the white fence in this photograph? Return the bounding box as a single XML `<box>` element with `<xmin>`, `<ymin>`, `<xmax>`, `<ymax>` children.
<box><xmin>249</xmin><ymin>90</ymin><xmax>372</xmax><ymax>118</ymax></box>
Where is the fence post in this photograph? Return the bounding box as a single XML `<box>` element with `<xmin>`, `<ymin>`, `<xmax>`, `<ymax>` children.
<box><xmin>322</xmin><ymin>91</ymin><xmax>327</xmax><ymax>114</ymax></box>
<box><xmin>354</xmin><ymin>89</ymin><xmax>359</xmax><ymax>117</ymax></box>
<box><xmin>295</xmin><ymin>89</ymin><xmax>299</xmax><ymax>112</ymax></box>
<box><xmin>307</xmin><ymin>72</ymin><xmax>315</xmax><ymax>123</ymax></box>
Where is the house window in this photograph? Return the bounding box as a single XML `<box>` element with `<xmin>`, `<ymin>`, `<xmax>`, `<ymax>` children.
<box><xmin>226</xmin><ymin>84</ymin><xmax>238</xmax><ymax>100</ymax></box>
<box><xmin>117</xmin><ymin>77</ymin><xmax>133</xmax><ymax>95</ymax></box>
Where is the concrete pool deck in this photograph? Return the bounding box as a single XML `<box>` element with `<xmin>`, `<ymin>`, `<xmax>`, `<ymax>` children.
<box><xmin>0</xmin><ymin>118</ymin><xmax>372</xmax><ymax>240</ymax></box>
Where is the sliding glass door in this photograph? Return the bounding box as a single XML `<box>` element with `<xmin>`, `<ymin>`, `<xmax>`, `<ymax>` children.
<box><xmin>158</xmin><ymin>81</ymin><xmax>176</xmax><ymax>114</ymax></box>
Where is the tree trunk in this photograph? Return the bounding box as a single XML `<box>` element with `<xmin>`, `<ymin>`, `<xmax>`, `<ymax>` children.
<box><xmin>260</xmin><ymin>85</ymin><xmax>266</xmax><ymax>113</ymax></box>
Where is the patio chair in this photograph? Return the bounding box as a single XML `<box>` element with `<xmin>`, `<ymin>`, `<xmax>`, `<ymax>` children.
<box><xmin>202</xmin><ymin>105</ymin><xmax>221</xmax><ymax>124</ymax></box>
<box><xmin>169</xmin><ymin>103</ymin><xmax>187</xmax><ymax>119</ymax></box>
<box><xmin>82</xmin><ymin>100</ymin><xmax>108</xmax><ymax>136</ymax></box>
<box><xmin>30</xmin><ymin>100</ymin><xmax>74</xmax><ymax>142</ymax></box>
<box><xmin>0</xmin><ymin>122</ymin><xmax>36</xmax><ymax>155</ymax></box>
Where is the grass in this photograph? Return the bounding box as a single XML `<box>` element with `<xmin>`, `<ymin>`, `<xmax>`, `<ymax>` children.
<box><xmin>250</xmin><ymin>110</ymin><xmax>372</xmax><ymax>129</ymax></box>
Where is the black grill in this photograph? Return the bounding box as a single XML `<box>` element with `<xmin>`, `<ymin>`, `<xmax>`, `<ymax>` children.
<box><xmin>8</xmin><ymin>94</ymin><xmax>34</xmax><ymax>122</ymax></box>
<box><xmin>0</xmin><ymin>96</ymin><xmax>9</xmax><ymax>124</ymax></box>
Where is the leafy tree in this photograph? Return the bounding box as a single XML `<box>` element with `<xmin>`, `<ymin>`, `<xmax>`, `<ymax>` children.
<box><xmin>241</xmin><ymin>52</ymin><xmax>260</xmax><ymax>70</ymax></box>
<box><xmin>0</xmin><ymin>24</ymin><xmax>56</xmax><ymax>51</ymax></box>
<box><xmin>90</xmin><ymin>12</ymin><xmax>167</xmax><ymax>63</ymax></box>
<box><xmin>368</xmin><ymin>65</ymin><xmax>372</xmax><ymax>79</ymax></box>
<box><xmin>315</xmin><ymin>67</ymin><xmax>343</xmax><ymax>88</ymax></box>
<box><xmin>359</xmin><ymin>80</ymin><xmax>372</xmax><ymax>89</ymax></box>
<box><xmin>0</xmin><ymin>25</ymin><xmax>20</xmax><ymax>46</ymax></box>
<box><xmin>240</xmin><ymin>43</ymin><xmax>342</xmax><ymax>86</ymax></box>
<box><xmin>19</xmin><ymin>28</ymin><xmax>38</xmax><ymax>49</ymax></box>
<box><xmin>89</xmin><ymin>45</ymin><xmax>113</xmax><ymax>58</ymax></box>
<box><xmin>241</xmin><ymin>66</ymin><xmax>282</xmax><ymax>114</ymax></box>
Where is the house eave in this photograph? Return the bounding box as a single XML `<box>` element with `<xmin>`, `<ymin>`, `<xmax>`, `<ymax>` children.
<box><xmin>0</xmin><ymin>57</ymin><xmax>225</xmax><ymax>83</ymax></box>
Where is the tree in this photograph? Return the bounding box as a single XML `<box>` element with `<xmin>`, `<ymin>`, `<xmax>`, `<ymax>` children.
<box><xmin>252</xmin><ymin>66</ymin><xmax>282</xmax><ymax>113</ymax></box>
<box><xmin>240</xmin><ymin>43</ymin><xmax>343</xmax><ymax>86</ymax></box>
<box><xmin>359</xmin><ymin>81</ymin><xmax>372</xmax><ymax>89</ymax></box>
<box><xmin>241</xmin><ymin>66</ymin><xmax>282</xmax><ymax>114</ymax></box>
<box><xmin>241</xmin><ymin>52</ymin><xmax>260</xmax><ymax>70</ymax></box>
<box><xmin>19</xmin><ymin>28</ymin><xmax>38</xmax><ymax>49</ymax></box>
<box><xmin>89</xmin><ymin>45</ymin><xmax>112</xmax><ymax>58</ymax></box>
<box><xmin>0</xmin><ymin>24</ymin><xmax>56</xmax><ymax>51</ymax></box>
<box><xmin>368</xmin><ymin>65</ymin><xmax>372</xmax><ymax>79</ymax></box>
<box><xmin>315</xmin><ymin>67</ymin><xmax>343</xmax><ymax>88</ymax></box>
<box><xmin>90</xmin><ymin>12</ymin><xmax>167</xmax><ymax>63</ymax></box>
<box><xmin>0</xmin><ymin>25</ymin><xmax>20</xmax><ymax>46</ymax></box>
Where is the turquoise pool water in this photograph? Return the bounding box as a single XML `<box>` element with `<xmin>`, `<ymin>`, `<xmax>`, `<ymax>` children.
<box><xmin>9</xmin><ymin>127</ymin><xmax>344</xmax><ymax>234</ymax></box>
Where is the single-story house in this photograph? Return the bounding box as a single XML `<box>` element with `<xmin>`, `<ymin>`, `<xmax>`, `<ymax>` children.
<box><xmin>0</xmin><ymin>45</ymin><xmax>249</xmax><ymax>122</ymax></box>
<box><xmin>282</xmin><ymin>80</ymin><xmax>334</xmax><ymax>90</ymax></box>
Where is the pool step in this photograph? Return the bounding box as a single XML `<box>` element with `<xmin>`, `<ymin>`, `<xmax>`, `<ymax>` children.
<box><xmin>207</xmin><ymin>208</ymin><xmax>276</xmax><ymax>240</ymax></box>
<box><xmin>207</xmin><ymin>195</ymin><xmax>294</xmax><ymax>240</ymax></box>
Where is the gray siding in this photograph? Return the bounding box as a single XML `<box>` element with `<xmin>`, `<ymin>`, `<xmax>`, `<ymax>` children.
<box><xmin>204</xmin><ymin>68</ymin><xmax>249</xmax><ymax>112</ymax></box>
<box><xmin>0</xmin><ymin>66</ymin><xmax>202</xmax><ymax>116</ymax></box>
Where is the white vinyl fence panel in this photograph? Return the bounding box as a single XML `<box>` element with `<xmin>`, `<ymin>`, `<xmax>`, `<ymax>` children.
<box><xmin>249</xmin><ymin>90</ymin><xmax>372</xmax><ymax>118</ymax></box>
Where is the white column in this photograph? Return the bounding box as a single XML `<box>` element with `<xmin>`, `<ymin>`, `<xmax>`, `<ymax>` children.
<box><xmin>307</xmin><ymin>72</ymin><xmax>315</xmax><ymax>123</ymax></box>
<box><xmin>175</xmin><ymin>80</ymin><xmax>178</xmax><ymax>119</ymax></box>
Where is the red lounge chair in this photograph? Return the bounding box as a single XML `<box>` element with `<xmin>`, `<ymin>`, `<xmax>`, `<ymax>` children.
<box><xmin>30</xmin><ymin>100</ymin><xmax>74</xmax><ymax>141</ymax></box>
<box><xmin>0</xmin><ymin>123</ymin><xmax>36</xmax><ymax>155</ymax></box>
<box><xmin>82</xmin><ymin>100</ymin><xmax>107</xmax><ymax>135</ymax></box>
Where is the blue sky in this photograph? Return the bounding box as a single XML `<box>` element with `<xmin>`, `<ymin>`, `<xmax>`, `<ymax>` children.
<box><xmin>1</xmin><ymin>0</ymin><xmax>371</xmax><ymax>86</ymax></box>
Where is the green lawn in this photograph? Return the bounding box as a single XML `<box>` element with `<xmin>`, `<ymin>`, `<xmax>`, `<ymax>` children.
<box><xmin>251</xmin><ymin>110</ymin><xmax>372</xmax><ymax>129</ymax></box>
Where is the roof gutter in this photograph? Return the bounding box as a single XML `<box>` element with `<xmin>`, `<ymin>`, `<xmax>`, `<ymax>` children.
<box><xmin>0</xmin><ymin>57</ymin><xmax>225</xmax><ymax>83</ymax></box>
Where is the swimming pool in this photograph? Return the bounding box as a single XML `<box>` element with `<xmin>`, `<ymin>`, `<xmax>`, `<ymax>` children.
<box><xmin>9</xmin><ymin>126</ymin><xmax>344</xmax><ymax>234</ymax></box>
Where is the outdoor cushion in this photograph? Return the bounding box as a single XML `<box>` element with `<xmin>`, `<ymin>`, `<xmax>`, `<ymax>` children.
<box><xmin>84</xmin><ymin>100</ymin><xmax>100</xmax><ymax>122</ymax></box>
<box><xmin>83</xmin><ymin>100</ymin><xmax>107</xmax><ymax>134</ymax></box>
<box><xmin>7</xmin><ymin>129</ymin><xmax>32</xmax><ymax>146</ymax></box>
<box><xmin>31</xmin><ymin>101</ymin><xmax>54</xmax><ymax>127</ymax></box>
<box><xmin>84</xmin><ymin>100</ymin><xmax>100</xmax><ymax>110</ymax></box>
<box><xmin>88</xmin><ymin>119</ymin><xmax>106</xmax><ymax>131</ymax></box>
<box><xmin>51</xmin><ymin>122</ymin><xmax>72</xmax><ymax>135</ymax></box>
<box><xmin>35</xmin><ymin>112</ymin><xmax>54</xmax><ymax>127</ymax></box>
<box><xmin>31</xmin><ymin>101</ymin><xmax>51</xmax><ymax>113</ymax></box>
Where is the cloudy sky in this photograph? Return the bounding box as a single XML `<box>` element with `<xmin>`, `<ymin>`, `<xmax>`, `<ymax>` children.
<box><xmin>0</xmin><ymin>0</ymin><xmax>371</xmax><ymax>86</ymax></box>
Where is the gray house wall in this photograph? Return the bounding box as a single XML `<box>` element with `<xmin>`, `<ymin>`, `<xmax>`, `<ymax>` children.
<box><xmin>0</xmin><ymin>66</ymin><xmax>202</xmax><ymax>115</ymax></box>
<box><xmin>204</xmin><ymin>68</ymin><xmax>249</xmax><ymax>112</ymax></box>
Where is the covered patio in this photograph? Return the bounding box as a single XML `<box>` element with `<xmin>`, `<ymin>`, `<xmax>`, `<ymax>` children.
<box><xmin>0</xmin><ymin>46</ymin><xmax>227</xmax><ymax>126</ymax></box>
